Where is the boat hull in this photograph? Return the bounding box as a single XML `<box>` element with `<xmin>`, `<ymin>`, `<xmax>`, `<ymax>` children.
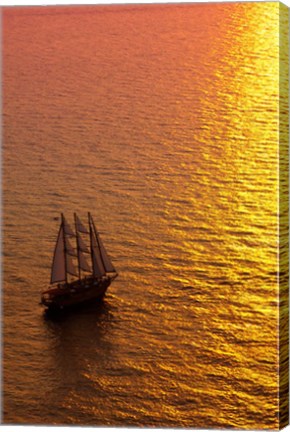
<box><xmin>41</xmin><ymin>276</ymin><xmax>113</xmax><ymax>311</ymax></box>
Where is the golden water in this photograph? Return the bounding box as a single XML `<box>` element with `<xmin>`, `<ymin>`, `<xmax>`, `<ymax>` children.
<box><xmin>3</xmin><ymin>3</ymin><xmax>286</xmax><ymax>428</ymax></box>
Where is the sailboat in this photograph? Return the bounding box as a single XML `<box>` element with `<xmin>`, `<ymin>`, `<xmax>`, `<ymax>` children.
<box><xmin>41</xmin><ymin>212</ymin><xmax>118</xmax><ymax>310</ymax></box>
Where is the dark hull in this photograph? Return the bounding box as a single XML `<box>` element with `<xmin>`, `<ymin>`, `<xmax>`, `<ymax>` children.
<box><xmin>41</xmin><ymin>276</ymin><xmax>113</xmax><ymax>311</ymax></box>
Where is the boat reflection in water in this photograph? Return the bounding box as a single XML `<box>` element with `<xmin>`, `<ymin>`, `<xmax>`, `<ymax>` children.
<box><xmin>41</xmin><ymin>213</ymin><xmax>118</xmax><ymax>311</ymax></box>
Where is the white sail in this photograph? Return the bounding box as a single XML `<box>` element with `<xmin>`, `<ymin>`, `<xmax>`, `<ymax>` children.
<box><xmin>66</xmin><ymin>237</ymin><xmax>77</xmax><ymax>257</ymax></box>
<box><xmin>51</xmin><ymin>226</ymin><xmax>66</xmax><ymax>284</ymax></box>
<box><xmin>91</xmin><ymin>232</ymin><xmax>106</xmax><ymax>278</ymax></box>
<box><xmin>78</xmin><ymin>235</ymin><xmax>90</xmax><ymax>253</ymax></box>
<box><xmin>97</xmin><ymin>233</ymin><xmax>116</xmax><ymax>273</ymax></box>
<box><xmin>66</xmin><ymin>253</ymin><xmax>78</xmax><ymax>277</ymax></box>
<box><xmin>92</xmin><ymin>250</ymin><xmax>106</xmax><ymax>277</ymax></box>
<box><xmin>63</xmin><ymin>217</ymin><xmax>75</xmax><ymax>236</ymax></box>
<box><xmin>89</xmin><ymin>214</ymin><xmax>116</xmax><ymax>274</ymax></box>
<box><xmin>75</xmin><ymin>215</ymin><xmax>89</xmax><ymax>234</ymax></box>
<box><xmin>79</xmin><ymin>251</ymin><xmax>91</xmax><ymax>273</ymax></box>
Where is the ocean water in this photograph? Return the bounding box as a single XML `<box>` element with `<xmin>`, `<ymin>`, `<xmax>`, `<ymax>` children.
<box><xmin>3</xmin><ymin>3</ymin><xmax>286</xmax><ymax>428</ymax></box>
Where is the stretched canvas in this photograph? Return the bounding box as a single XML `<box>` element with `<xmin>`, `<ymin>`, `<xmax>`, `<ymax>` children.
<box><xmin>2</xmin><ymin>1</ymin><xmax>289</xmax><ymax>430</ymax></box>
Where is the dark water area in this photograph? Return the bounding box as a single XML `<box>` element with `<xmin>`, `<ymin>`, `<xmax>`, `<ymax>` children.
<box><xmin>3</xmin><ymin>3</ymin><xmax>285</xmax><ymax>428</ymax></box>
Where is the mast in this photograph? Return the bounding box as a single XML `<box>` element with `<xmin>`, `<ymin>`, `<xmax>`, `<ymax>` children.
<box><xmin>61</xmin><ymin>213</ymin><xmax>68</xmax><ymax>284</ymax></box>
<box><xmin>74</xmin><ymin>212</ymin><xmax>81</xmax><ymax>280</ymax></box>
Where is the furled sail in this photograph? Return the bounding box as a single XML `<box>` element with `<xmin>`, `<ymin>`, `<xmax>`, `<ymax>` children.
<box><xmin>75</xmin><ymin>215</ymin><xmax>89</xmax><ymax>234</ymax></box>
<box><xmin>51</xmin><ymin>225</ymin><xmax>66</xmax><ymax>284</ymax></box>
